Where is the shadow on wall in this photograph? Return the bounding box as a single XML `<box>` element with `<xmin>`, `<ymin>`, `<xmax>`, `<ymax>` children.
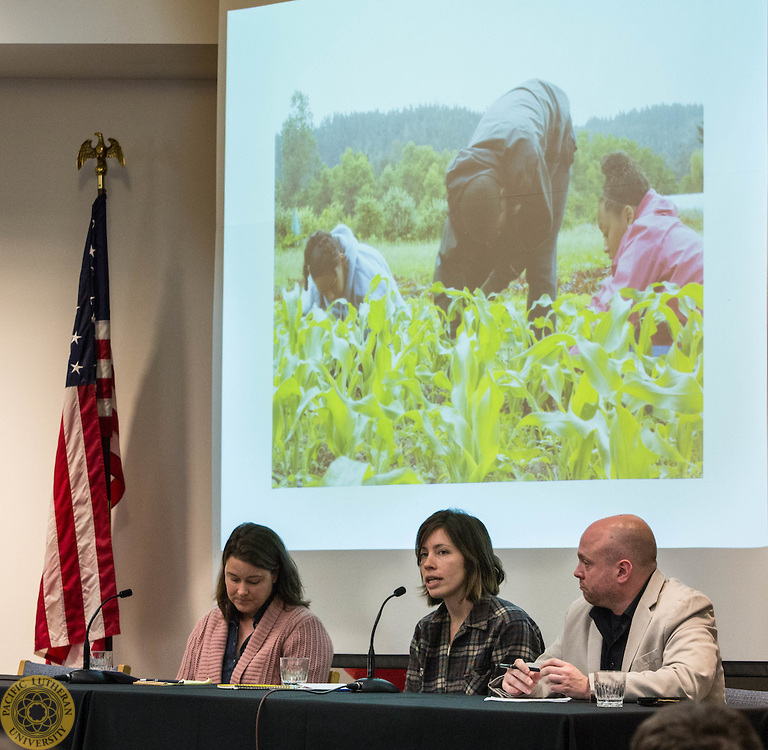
<box><xmin>112</xmin><ymin>259</ymin><xmax>192</xmax><ymax>680</ymax></box>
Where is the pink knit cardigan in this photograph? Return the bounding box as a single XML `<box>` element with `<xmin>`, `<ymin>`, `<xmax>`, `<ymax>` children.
<box><xmin>177</xmin><ymin>598</ymin><xmax>333</xmax><ymax>684</ymax></box>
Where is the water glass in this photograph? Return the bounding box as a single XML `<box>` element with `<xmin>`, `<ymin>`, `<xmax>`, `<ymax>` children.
<box><xmin>91</xmin><ymin>650</ymin><xmax>114</xmax><ymax>671</ymax></box>
<box><xmin>594</xmin><ymin>670</ymin><xmax>626</xmax><ymax>707</ymax></box>
<box><xmin>280</xmin><ymin>656</ymin><xmax>309</xmax><ymax>686</ymax></box>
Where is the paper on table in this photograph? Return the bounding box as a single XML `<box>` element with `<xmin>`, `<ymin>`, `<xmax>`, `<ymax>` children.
<box><xmin>302</xmin><ymin>683</ymin><xmax>345</xmax><ymax>690</ymax></box>
<box><xmin>485</xmin><ymin>696</ymin><xmax>572</xmax><ymax>703</ymax></box>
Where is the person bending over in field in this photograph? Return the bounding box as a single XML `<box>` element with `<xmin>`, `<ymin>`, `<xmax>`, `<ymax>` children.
<box><xmin>301</xmin><ymin>224</ymin><xmax>404</xmax><ymax>318</ymax></box>
<box><xmin>433</xmin><ymin>79</ymin><xmax>576</xmax><ymax>330</ymax></box>
<box><xmin>590</xmin><ymin>152</ymin><xmax>703</xmax><ymax>350</ymax></box>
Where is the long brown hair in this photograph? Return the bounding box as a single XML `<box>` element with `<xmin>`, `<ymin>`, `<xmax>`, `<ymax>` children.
<box><xmin>216</xmin><ymin>523</ymin><xmax>309</xmax><ymax>620</ymax></box>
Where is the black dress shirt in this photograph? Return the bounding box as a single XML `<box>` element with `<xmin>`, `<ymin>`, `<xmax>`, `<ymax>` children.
<box><xmin>589</xmin><ymin>576</ymin><xmax>651</xmax><ymax>671</ymax></box>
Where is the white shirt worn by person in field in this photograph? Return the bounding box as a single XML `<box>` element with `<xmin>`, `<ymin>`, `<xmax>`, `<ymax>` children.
<box><xmin>301</xmin><ymin>224</ymin><xmax>405</xmax><ymax>317</ymax></box>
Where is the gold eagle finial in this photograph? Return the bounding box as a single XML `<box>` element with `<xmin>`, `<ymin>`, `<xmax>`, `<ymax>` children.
<box><xmin>77</xmin><ymin>133</ymin><xmax>125</xmax><ymax>192</ymax></box>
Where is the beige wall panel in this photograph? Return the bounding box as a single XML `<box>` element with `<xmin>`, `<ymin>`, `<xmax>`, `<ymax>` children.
<box><xmin>0</xmin><ymin>0</ymin><xmax>218</xmax><ymax>44</ymax></box>
<box><xmin>0</xmin><ymin>75</ymin><xmax>216</xmax><ymax>677</ymax></box>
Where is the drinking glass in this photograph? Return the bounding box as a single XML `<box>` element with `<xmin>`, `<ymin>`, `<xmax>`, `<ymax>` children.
<box><xmin>594</xmin><ymin>671</ymin><xmax>626</xmax><ymax>707</ymax></box>
<box><xmin>280</xmin><ymin>656</ymin><xmax>309</xmax><ymax>687</ymax></box>
<box><xmin>91</xmin><ymin>650</ymin><xmax>114</xmax><ymax>671</ymax></box>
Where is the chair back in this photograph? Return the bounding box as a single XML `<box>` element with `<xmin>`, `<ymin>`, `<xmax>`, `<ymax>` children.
<box><xmin>725</xmin><ymin>687</ymin><xmax>768</xmax><ymax>707</ymax></box>
<box><xmin>18</xmin><ymin>660</ymin><xmax>74</xmax><ymax>678</ymax></box>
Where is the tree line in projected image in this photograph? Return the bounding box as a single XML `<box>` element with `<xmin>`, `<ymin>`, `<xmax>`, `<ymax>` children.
<box><xmin>272</xmin><ymin>91</ymin><xmax>704</xmax><ymax>489</ymax></box>
<box><xmin>274</xmin><ymin>92</ymin><xmax>703</xmax><ymax>254</ymax></box>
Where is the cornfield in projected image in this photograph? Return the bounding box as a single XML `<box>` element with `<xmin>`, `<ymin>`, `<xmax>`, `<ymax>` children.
<box><xmin>272</xmin><ymin>282</ymin><xmax>703</xmax><ymax>487</ymax></box>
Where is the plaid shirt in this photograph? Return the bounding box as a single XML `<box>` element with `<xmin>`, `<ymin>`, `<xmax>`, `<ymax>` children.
<box><xmin>405</xmin><ymin>595</ymin><xmax>545</xmax><ymax>695</ymax></box>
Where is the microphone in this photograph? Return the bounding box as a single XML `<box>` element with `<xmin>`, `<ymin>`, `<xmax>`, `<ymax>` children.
<box><xmin>349</xmin><ymin>586</ymin><xmax>406</xmax><ymax>693</ymax></box>
<box><xmin>83</xmin><ymin>588</ymin><xmax>133</xmax><ymax>670</ymax></box>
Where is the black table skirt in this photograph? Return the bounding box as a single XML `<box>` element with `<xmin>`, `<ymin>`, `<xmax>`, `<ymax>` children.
<box><xmin>1</xmin><ymin>679</ymin><xmax>766</xmax><ymax>750</ymax></box>
<box><xmin>259</xmin><ymin>690</ymin><xmax>579</xmax><ymax>750</ymax></box>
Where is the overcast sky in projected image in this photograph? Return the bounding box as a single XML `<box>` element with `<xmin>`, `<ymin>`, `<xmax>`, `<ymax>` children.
<box><xmin>233</xmin><ymin>0</ymin><xmax>711</xmax><ymax>134</ymax></box>
<box><xmin>221</xmin><ymin>0</ymin><xmax>768</xmax><ymax>551</ymax></box>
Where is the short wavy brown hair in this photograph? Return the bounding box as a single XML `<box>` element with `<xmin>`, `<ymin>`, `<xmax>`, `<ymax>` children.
<box><xmin>415</xmin><ymin>509</ymin><xmax>505</xmax><ymax>606</ymax></box>
<box><xmin>302</xmin><ymin>231</ymin><xmax>348</xmax><ymax>290</ymax></box>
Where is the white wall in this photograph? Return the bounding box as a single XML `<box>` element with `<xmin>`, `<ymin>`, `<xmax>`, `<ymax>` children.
<box><xmin>289</xmin><ymin>546</ymin><xmax>768</xmax><ymax>660</ymax></box>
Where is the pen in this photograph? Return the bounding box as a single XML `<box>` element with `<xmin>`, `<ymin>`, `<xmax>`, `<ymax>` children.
<box><xmin>133</xmin><ymin>679</ymin><xmax>183</xmax><ymax>685</ymax></box>
<box><xmin>500</xmin><ymin>663</ymin><xmax>540</xmax><ymax>671</ymax></box>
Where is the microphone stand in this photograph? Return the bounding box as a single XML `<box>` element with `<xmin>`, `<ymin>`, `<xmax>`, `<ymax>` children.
<box><xmin>67</xmin><ymin>588</ymin><xmax>132</xmax><ymax>684</ymax></box>
<box><xmin>350</xmin><ymin>586</ymin><xmax>405</xmax><ymax>693</ymax></box>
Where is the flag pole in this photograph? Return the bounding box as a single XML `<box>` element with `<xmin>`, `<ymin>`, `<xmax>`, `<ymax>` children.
<box><xmin>77</xmin><ymin>132</ymin><xmax>125</xmax><ymax>195</ymax></box>
<box><xmin>76</xmin><ymin>134</ymin><xmax>126</xmax><ymax>655</ymax></box>
<box><xmin>76</xmin><ymin>133</ymin><xmax>126</xmax><ymax>505</ymax></box>
<box><xmin>75</xmin><ymin>134</ymin><xmax>126</xmax><ymax>655</ymax></box>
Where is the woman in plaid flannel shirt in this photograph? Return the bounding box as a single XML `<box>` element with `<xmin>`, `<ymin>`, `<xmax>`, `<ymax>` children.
<box><xmin>405</xmin><ymin>509</ymin><xmax>544</xmax><ymax>695</ymax></box>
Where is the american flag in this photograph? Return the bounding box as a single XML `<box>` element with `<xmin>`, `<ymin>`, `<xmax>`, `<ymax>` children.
<box><xmin>35</xmin><ymin>193</ymin><xmax>126</xmax><ymax>665</ymax></box>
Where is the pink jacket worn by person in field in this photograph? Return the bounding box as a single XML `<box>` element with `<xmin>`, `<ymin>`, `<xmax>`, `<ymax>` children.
<box><xmin>590</xmin><ymin>190</ymin><xmax>703</xmax><ymax>344</ymax></box>
<box><xmin>177</xmin><ymin>597</ymin><xmax>333</xmax><ymax>684</ymax></box>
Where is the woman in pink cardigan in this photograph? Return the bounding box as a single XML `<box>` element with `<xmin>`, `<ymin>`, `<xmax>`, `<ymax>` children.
<box><xmin>177</xmin><ymin>523</ymin><xmax>333</xmax><ymax>684</ymax></box>
<box><xmin>591</xmin><ymin>152</ymin><xmax>703</xmax><ymax>349</ymax></box>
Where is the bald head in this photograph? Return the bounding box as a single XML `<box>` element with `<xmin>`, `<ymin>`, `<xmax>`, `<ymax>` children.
<box><xmin>574</xmin><ymin>515</ymin><xmax>658</xmax><ymax>612</ymax></box>
<box><xmin>583</xmin><ymin>515</ymin><xmax>657</xmax><ymax>573</ymax></box>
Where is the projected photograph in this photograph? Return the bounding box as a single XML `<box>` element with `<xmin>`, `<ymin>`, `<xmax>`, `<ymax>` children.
<box><xmin>222</xmin><ymin>0</ymin><xmax>766</xmax><ymax>549</ymax></box>
<box><xmin>264</xmin><ymin>2</ymin><xmax>704</xmax><ymax>489</ymax></box>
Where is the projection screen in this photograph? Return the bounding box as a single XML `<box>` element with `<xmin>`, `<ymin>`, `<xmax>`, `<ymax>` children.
<box><xmin>221</xmin><ymin>0</ymin><xmax>767</xmax><ymax>551</ymax></box>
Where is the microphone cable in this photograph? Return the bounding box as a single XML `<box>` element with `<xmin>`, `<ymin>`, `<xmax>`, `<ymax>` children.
<box><xmin>254</xmin><ymin>684</ymin><xmax>351</xmax><ymax>750</ymax></box>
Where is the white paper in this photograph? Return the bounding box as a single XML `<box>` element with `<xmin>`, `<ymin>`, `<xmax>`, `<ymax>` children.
<box><xmin>485</xmin><ymin>696</ymin><xmax>572</xmax><ymax>703</ymax></box>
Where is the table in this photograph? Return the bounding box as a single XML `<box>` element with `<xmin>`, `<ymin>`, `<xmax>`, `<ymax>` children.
<box><xmin>1</xmin><ymin>678</ymin><xmax>766</xmax><ymax>750</ymax></box>
<box><xmin>257</xmin><ymin>691</ymin><xmax>652</xmax><ymax>750</ymax></box>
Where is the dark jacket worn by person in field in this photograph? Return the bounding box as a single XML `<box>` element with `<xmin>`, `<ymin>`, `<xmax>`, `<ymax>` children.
<box><xmin>434</xmin><ymin>79</ymin><xmax>576</xmax><ymax>322</ymax></box>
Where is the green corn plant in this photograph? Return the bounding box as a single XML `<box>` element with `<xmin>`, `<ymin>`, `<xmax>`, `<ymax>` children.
<box><xmin>273</xmin><ymin>280</ymin><xmax>704</xmax><ymax>486</ymax></box>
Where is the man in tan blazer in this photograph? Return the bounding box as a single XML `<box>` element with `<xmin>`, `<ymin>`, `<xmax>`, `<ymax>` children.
<box><xmin>495</xmin><ymin>514</ymin><xmax>725</xmax><ymax>703</ymax></box>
